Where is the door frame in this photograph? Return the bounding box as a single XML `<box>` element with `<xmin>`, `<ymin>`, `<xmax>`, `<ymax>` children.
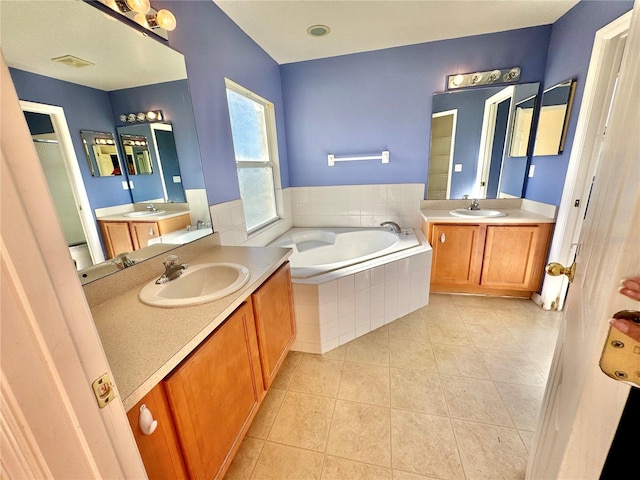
<box><xmin>538</xmin><ymin>11</ymin><xmax>632</xmax><ymax>310</ymax></box>
<box><xmin>430</xmin><ymin>109</ymin><xmax>458</xmax><ymax>199</ymax></box>
<box><xmin>476</xmin><ymin>86</ymin><xmax>514</xmax><ymax>199</ymax></box>
<box><xmin>19</xmin><ymin>100</ymin><xmax>106</xmax><ymax>266</ymax></box>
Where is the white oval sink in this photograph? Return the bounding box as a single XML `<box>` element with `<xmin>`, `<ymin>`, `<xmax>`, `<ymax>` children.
<box><xmin>449</xmin><ymin>209</ymin><xmax>506</xmax><ymax>218</ymax></box>
<box><xmin>124</xmin><ymin>210</ymin><xmax>166</xmax><ymax>218</ymax></box>
<box><xmin>139</xmin><ymin>263</ymin><xmax>250</xmax><ymax>308</ymax></box>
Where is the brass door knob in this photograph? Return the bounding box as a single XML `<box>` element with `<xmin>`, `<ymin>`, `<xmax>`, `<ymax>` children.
<box><xmin>545</xmin><ymin>262</ymin><xmax>576</xmax><ymax>283</ymax></box>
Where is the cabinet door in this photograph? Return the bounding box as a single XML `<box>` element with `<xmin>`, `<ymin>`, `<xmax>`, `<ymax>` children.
<box><xmin>126</xmin><ymin>384</ymin><xmax>188</xmax><ymax>480</ymax></box>
<box><xmin>130</xmin><ymin>221</ymin><xmax>160</xmax><ymax>250</ymax></box>
<box><xmin>252</xmin><ymin>263</ymin><xmax>296</xmax><ymax>389</ymax></box>
<box><xmin>157</xmin><ymin>213</ymin><xmax>191</xmax><ymax>236</ymax></box>
<box><xmin>99</xmin><ymin>221</ymin><xmax>133</xmax><ymax>259</ymax></box>
<box><xmin>429</xmin><ymin>224</ymin><xmax>484</xmax><ymax>285</ymax></box>
<box><xmin>163</xmin><ymin>301</ymin><xmax>261</xmax><ymax>480</ymax></box>
<box><xmin>480</xmin><ymin>224</ymin><xmax>551</xmax><ymax>290</ymax></box>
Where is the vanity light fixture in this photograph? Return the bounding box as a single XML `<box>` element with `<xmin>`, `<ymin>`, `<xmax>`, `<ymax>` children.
<box><xmin>447</xmin><ymin>67</ymin><xmax>521</xmax><ymax>90</ymax></box>
<box><xmin>98</xmin><ymin>0</ymin><xmax>177</xmax><ymax>39</ymax></box>
<box><xmin>119</xmin><ymin>110</ymin><xmax>164</xmax><ymax>123</ymax></box>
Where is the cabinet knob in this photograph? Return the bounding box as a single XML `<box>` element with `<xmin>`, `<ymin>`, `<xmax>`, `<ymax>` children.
<box><xmin>440</xmin><ymin>233</ymin><xmax>446</xmax><ymax>244</ymax></box>
<box><xmin>139</xmin><ymin>404</ymin><xmax>158</xmax><ymax>435</ymax></box>
<box><xmin>149</xmin><ymin>228</ymin><xmax>155</xmax><ymax>236</ymax></box>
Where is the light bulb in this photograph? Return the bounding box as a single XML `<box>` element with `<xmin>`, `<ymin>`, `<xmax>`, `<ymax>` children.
<box><xmin>133</xmin><ymin>13</ymin><xmax>149</xmax><ymax>28</ymax></box>
<box><xmin>125</xmin><ymin>0</ymin><xmax>150</xmax><ymax>15</ymax></box>
<box><xmin>155</xmin><ymin>9</ymin><xmax>176</xmax><ymax>31</ymax></box>
<box><xmin>103</xmin><ymin>0</ymin><xmax>118</xmax><ymax>11</ymax></box>
<box><xmin>452</xmin><ymin>74</ymin><xmax>464</xmax><ymax>87</ymax></box>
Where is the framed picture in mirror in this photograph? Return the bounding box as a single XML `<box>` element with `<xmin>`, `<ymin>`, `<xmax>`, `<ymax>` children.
<box><xmin>80</xmin><ymin>130</ymin><xmax>123</xmax><ymax>176</ymax></box>
<box><xmin>533</xmin><ymin>79</ymin><xmax>577</xmax><ymax>156</ymax></box>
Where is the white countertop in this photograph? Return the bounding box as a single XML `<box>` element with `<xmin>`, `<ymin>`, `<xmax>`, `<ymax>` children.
<box><xmin>420</xmin><ymin>198</ymin><xmax>557</xmax><ymax>224</ymax></box>
<box><xmin>420</xmin><ymin>208</ymin><xmax>556</xmax><ymax>224</ymax></box>
<box><xmin>97</xmin><ymin>209</ymin><xmax>190</xmax><ymax>222</ymax></box>
<box><xmin>90</xmin><ymin>244</ymin><xmax>292</xmax><ymax>410</ymax></box>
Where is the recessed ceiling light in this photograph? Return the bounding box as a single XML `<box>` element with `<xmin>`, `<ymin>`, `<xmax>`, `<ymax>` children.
<box><xmin>307</xmin><ymin>25</ymin><xmax>330</xmax><ymax>37</ymax></box>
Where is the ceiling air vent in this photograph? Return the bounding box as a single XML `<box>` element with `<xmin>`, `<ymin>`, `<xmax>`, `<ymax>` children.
<box><xmin>51</xmin><ymin>55</ymin><xmax>95</xmax><ymax>68</ymax></box>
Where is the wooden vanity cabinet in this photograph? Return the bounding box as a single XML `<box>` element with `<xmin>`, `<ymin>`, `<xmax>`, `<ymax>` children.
<box><xmin>99</xmin><ymin>213</ymin><xmax>190</xmax><ymax>259</ymax></box>
<box><xmin>251</xmin><ymin>262</ymin><xmax>296</xmax><ymax>389</ymax></box>
<box><xmin>425</xmin><ymin>221</ymin><xmax>553</xmax><ymax>296</ymax></box>
<box><xmin>126</xmin><ymin>383</ymin><xmax>188</xmax><ymax>480</ymax></box>
<box><xmin>163</xmin><ymin>300</ymin><xmax>263</xmax><ymax>480</ymax></box>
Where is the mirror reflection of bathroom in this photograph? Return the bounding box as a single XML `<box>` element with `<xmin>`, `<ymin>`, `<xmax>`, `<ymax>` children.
<box><xmin>80</xmin><ymin>130</ymin><xmax>123</xmax><ymax>176</ymax></box>
<box><xmin>533</xmin><ymin>79</ymin><xmax>577</xmax><ymax>156</ymax></box>
<box><xmin>428</xmin><ymin>82</ymin><xmax>540</xmax><ymax>200</ymax></box>
<box><xmin>26</xmin><ymin>111</ymin><xmax>94</xmax><ymax>270</ymax></box>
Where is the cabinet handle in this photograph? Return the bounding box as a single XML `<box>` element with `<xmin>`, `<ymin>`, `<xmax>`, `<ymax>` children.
<box><xmin>440</xmin><ymin>233</ymin><xmax>446</xmax><ymax>244</ymax></box>
<box><xmin>139</xmin><ymin>404</ymin><xmax>158</xmax><ymax>435</ymax></box>
<box><xmin>149</xmin><ymin>228</ymin><xmax>155</xmax><ymax>236</ymax></box>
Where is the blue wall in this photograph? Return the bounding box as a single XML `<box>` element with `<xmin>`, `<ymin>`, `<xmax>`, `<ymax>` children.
<box><xmin>524</xmin><ymin>0</ymin><xmax>633</xmax><ymax>205</ymax></box>
<box><xmin>10</xmin><ymin>68</ymin><xmax>133</xmax><ymax>211</ymax></box>
<box><xmin>280</xmin><ymin>27</ymin><xmax>551</xmax><ymax>189</ymax></box>
<box><xmin>159</xmin><ymin>0</ymin><xmax>290</xmax><ymax>205</ymax></box>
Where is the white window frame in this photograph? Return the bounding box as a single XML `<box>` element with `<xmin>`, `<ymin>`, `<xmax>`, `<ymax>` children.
<box><xmin>225</xmin><ymin>78</ymin><xmax>282</xmax><ymax>234</ymax></box>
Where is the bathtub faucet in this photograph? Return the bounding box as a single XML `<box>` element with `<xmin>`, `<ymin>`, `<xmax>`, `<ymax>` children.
<box><xmin>380</xmin><ymin>221</ymin><xmax>401</xmax><ymax>234</ymax></box>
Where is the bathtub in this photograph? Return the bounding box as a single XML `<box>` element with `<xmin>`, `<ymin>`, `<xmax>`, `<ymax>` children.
<box><xmin>269</xmin><ymin>227</ymin><xmax>432</xmax><ymax>353</ymax></box>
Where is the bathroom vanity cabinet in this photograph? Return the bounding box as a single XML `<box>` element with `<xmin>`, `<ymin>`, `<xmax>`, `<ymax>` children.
<box><xmin>425</xmin><ymin>221</ymin><xmax>553</xmax><ymax>296</ymax></box>
<box><xmin>125</xmin><ymin>262</ymin><xmax>295</xmax><ymax>480</ymax></box>
<box><xmin>98</xmin><ymin>213</ymin><xmax>190</xmax><ymax>259</ymax></box>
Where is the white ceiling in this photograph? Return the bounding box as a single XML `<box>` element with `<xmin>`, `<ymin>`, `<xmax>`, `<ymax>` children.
<box><xmin>1</xmin><ymin>1</ymin><xmax>186</xmax><ymax>91</ymax></box>
<box><xmin>214</xmin><ymin>0</ymin><xmax>580</xmax><ymax>64</ymax></box>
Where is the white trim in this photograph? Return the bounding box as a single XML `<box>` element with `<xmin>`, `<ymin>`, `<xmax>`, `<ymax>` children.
<box><xmin>476</xmin><ymin>86</ymin><xmax>514</xmax><ymax>199</ymax></box>
<box><xmin>540</xmin><ymin>11</ymin><xmax>632</xmax><ymax>310</ymax></box>
<box><xmin>430</xmin><ymin>109</ymin><xmax>458</xmax><ymax>199</ymax></box>
<box><xmin>19</xmin><ymin>100</ymin><xmax>106</xmax><ymax>266</ymax></box>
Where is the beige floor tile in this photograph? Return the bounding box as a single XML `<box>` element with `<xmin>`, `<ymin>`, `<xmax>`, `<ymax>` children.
<box><xmin>422</xmin><ymin>304</ymin><xmax>463</xmax><ymax>324</ymax></box>
<box><xmin>268</xmin><ymin>391</ymin><xmax>335</xmax><ymax>451</ymax></box>
<box><xmin>392</xmin><ymin>470</ymin><xmax>442</xmax><ymax>480</ymax></box>
<box><xmin>466</xmin><ymin>323</ymin><xmax>522</xmax><ymax>352</ymax></box>
<box><xmin>432</xmin><ymin>344</ymin><xmax>491</xmax><ymax>380</ymax></box>
<box><xmin>426</xmin><ymin>294</ymin><xmax>455</xmax><ymax>305</ymax></box>
<box><xmin>426</xmin><ymin>321</ymin><xmax>474</xmax><ymax>346</ymax></box>
<box><xmin>390</xmin><ymin>369</ymin><xmax>448</xmax><ymax>416</ymax></box>
<box><xmin>493</xmin><ymin>307</ymin><xmax>540</xmax><ymax>329</ymax></box>
<box><xmin>389</xmin><ymin>339</ymin><xmax>437</xmax><ymax>372</ymax></box>
<box><xmin>527</xmin><ymin>352</ymin><xmax>555</xmax><ymax>379</ymax></box>
<box><xmin>289</xmin><ymin>355</ymin><xmax>344</xmax><ymax>397</ymax></box>
<box><xmin>326</xmin><ymin>400</ymin><xmax>391</xmax><ymax>467</ymax></box>
<box><xmin>452</xmin><ymin>419</ymin><xmax>528</xmax><ymax>480</ymax></box>
<box><xmin>224</xmin><ymin>437</ymin><xmax>264</xmax><ymax>480</ymax></box>
<box><xmin>391</xmin><ymin>409</ymin><xmax>464</xmax><ymax>479</ymax></box>
<box><xmin>322</xmin><ymin>344</ymin><xmax>349</xmax><ymax>361</ymax></box>
<box><xmin>321</xmin><ymin>456</ymin><xmax>392</xmax><ymax>480</ymax></box>
<box><xmin>455</xmin><ymin>306</ymin><xmax>504</xmax><ymax>326</ymax></box>
<box><xmin>508</xmin><ymin>325</ymin><xmax>559</xmax><ymax>356</ymax></box>
<box><xmin>449</xmin><ymin>295</ymin><xmax>495</xmax><ymax>307</ymax></box>
<box><xmin>518</xmin><ymin>429</ymin><xmax>536</xmax><ymax>453</ymax></box>
<box><xmin>388</xmin><ymin>313</ymin><xmax>430</xmax><ymax>342</ymax></box>
<box><xmin>246</xmin><ymin>388</ymin><xmax>286</xmax><ymax>439</ymax></box>
<box><xmin>250</xmin><ymin>442</ymin><xmax>324</xmax><ymax>480</ymax></box>
<box><xmin>441</xmin><ymin>375</ymin><xmax>513</xmax><ymax>426</ymax></box>
<box><xmin>270</xmin><ymin>351</ymin><xmax>302</xmax><ymax>390</ymax></box>
<box><xmin>345</xmin><ymin>328</ymin><xmax>390</xmax><ymax>366</ymax></box>
<box><xmin>494</xmin><ymin>382</ymin><xmax>545</xmax><ymax>431</ymax></box>
<box><xmin>478</xmin><ymin>349</ymin><xmax>545</xmax><ymax>386</ymax></box>
<box><xmin>338</xmin><ymin>362</ymin><xmax>390</xmax><ymax>406</ymax></box>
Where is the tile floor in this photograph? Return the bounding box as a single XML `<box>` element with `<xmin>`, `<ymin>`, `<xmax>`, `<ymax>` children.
<box><xmin>225</xmin><ymin>294</ymin><xmax>563</xmax><ymax>480</ymax></box>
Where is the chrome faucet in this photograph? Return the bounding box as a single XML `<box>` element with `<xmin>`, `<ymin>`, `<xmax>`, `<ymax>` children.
<box><xmin>155</xmin><ymin>255</ymin><xmax>188</xmax><ymax>284</ymax></box>
<box><xmin>467</xmin><ymin>199</ymin><xmax>481</xmax><ymax>211</ymax></box>
<box><xmin>146</xmin><ymin>203</ymin><xmax>157</xmax><ymax>212</ymax></box>
<box><xmin>380</xmin><ymin>221</ymin><xmax>402</xmax><ymax>234</ymax></box>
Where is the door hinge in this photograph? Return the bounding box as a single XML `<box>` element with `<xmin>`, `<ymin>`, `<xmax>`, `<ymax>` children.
<box><xmin>92</xmin><ymin>373</ymin><xmax>116</xmax><ymax>408</ymax></box>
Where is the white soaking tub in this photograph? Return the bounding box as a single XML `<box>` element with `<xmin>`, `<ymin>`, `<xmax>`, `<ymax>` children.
<box><xmin>269</xmin><ymin>227</ymin><xmax>432</xmax><ymax>353</ymax></box>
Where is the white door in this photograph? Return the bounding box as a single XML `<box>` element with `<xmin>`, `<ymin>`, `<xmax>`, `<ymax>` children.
<box><xmin>528</xmin><ymin>6</ymin><xmax>640</xmax><ymax>479</ymax></box>
<box><xmin>540</xmin><ymin>11</ymin><xmax>632</xmax><ymax>311</ymax></box>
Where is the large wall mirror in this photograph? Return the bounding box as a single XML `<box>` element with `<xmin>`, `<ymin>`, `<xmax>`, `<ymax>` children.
<box><xmin>533</xmin><ymin>79</ymin><xmax>577</xmax><ymax>156</ymax></box>
<box><xmin>3</xmin><ymin>0</ymin><xmax>210</xmax><ymax>284</ymax></box>
<box><xmin>428</xmin><ymin>82</ymin><xmax>540</xmax><ymax>200</ymax></box>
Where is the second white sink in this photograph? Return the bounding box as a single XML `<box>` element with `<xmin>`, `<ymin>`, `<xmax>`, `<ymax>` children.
<box><xmin>449</xmin><ymin>208</ymin><xmax>506</xmax><ymax>218</ymax></box>
<box><xmin>124</xmin><ymin>210</ymin><xmax>166</xmax><ymax>218</ymax></box>
<box><xmin>139</xmin><ymin>263</ymin><xmax>250</xmax><ymax>308</ymax></box>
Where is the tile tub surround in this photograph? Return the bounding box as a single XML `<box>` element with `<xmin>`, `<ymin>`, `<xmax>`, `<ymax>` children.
<box><xmin>291</xmin><ymin>250</ymin><xmax>432</xmax><ymax>354</ymax></box>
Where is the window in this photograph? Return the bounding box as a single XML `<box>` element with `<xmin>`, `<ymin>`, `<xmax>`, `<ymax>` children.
<box><xmin>225</xmin><ymin>79</ymin><xmax>280</xmax><ymax>233</ymax></box>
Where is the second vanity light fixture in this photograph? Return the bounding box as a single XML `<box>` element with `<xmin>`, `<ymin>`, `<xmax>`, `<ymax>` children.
<box><xmin>100</xmin><ymin>0</ymin><xmax>177</xmax><ymax>39</ymax></box>
<box><xmin>119</xmin><ymin>110</ymin><xmax>164</xmax><ymax>123</ymax></box>
<box><xmin>447</xmin><ymin>67</ymin><xmax>521</xmax><ymax>90</ymax></box>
